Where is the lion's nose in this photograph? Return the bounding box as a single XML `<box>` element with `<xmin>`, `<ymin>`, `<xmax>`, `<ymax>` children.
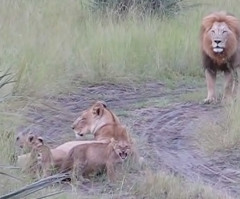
<box><xmin>214</xmin><ymin>40</ymin><xmax>221</xmax><ymax>44</ymax></box>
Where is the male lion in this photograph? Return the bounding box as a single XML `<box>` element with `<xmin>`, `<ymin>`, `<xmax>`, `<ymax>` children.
<box><xmin>61</xmin><ymin>137</ymin><xmax>132</xmax><ymax>182</ymax></box>
<box><xmin>200</xmin><ymin>11</ymin><xmax>240</xmax><ymax>104</ymax></box>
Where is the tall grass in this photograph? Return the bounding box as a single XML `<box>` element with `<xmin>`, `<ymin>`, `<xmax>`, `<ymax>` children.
<box><xmin>198</xmin><ymin>100</ymin><xmax>240</xmax><ymax>153</ymax></box>
<box><xmin>0</xmin><ymin>0</ymin><xmax>239</xmax><ymax>97</ymax></box>
<box><xmin>0</xmin><ymin>1</ymin><xmax>212</xmax><ymax>96</ymax></box>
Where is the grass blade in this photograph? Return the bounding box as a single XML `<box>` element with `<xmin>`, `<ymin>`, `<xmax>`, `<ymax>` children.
<box><xmin>0</xmin><ymin>171</ymin><xmax>23</xmax><ymax>182</ymax></box>
<box><xmin>0</xmin><ymin>173</ymin><xmax>70</xmax><ymax>199</ymax></box>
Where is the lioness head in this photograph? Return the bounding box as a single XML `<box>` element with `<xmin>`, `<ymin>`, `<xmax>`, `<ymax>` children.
<box><xmin>111</xmin><ymin>138</ymin><xmax>132</xmax><ymax>161</ymax></box>
<box><xmin>72</xmin><ymin>101</ymin><xmax>118</xmax><ymax>139</ymax></box>
<box><xmin>201</xmin><ymin>12</ymin><xmax>240</xmax><ymax>59</ymax></box>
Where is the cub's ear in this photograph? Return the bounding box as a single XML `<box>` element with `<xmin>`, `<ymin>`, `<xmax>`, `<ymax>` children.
<box><xmin>92</xmin><ymin>103</ymin><xmax>105</xmax><ymax>116</ymax></box>
<box><xmin>16</xmin><ymin>136</ymin><xmax>20</xmax><ymax>142</ymax></box>
<box><xmin>110</xmin><ymin>137</ymin><xmax>117</xmax><ymax>145</ymax></box>
<box><xmin>129</xmin><ymin>137</ymin><xmax>134</xmax><ymax>145</ymax></box>
<box><xmin>28</xmin><ymin>135</ymin><xmax>35</xmax><ymax>143</ymax></box>
<box><xmin>37</xmin><ymin>137</ymin><xmax>44</xmax><ymax>145</ymax></box>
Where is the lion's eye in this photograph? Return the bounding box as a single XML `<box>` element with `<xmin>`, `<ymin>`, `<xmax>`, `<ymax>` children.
<box><xmin>211</xmin><ymin>30</ymin><xmax>215</xmax><ymax>33</ymax></box>
<box><xmin>223</xmin><ymin>30</ymin><xmax>227</xmax><ymax>34</ymax></box>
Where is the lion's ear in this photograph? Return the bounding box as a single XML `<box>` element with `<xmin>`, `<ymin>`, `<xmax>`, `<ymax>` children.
<box><xmin>92</xmin><ymin>103</ymin><xmax>105</xmax><ymax>116</ymax></box>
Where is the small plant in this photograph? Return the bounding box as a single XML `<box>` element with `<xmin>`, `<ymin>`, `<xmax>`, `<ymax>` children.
<box><xmin>0</xmin><ymin>68</ymin><xmax>15</xmax><ymax>91</ymax></box>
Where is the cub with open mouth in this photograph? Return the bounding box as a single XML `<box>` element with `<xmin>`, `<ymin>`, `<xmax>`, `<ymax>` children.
<box><xmin>61</xmin><ymin>137</ymin><xmax>133</xmax><ymax>182</ymax></box>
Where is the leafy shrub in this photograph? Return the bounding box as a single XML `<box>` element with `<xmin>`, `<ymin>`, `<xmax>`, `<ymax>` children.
<box><xmin>90</xmin><ymin>0</ymin><xmax>184</xmax><ymax>17</ymax></box>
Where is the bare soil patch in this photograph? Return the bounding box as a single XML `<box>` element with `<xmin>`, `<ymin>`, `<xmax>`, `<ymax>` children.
<box><xmin>17</xmin><ymin>82</ymin><xmax>240</xmax><ymax>197</ymax></box>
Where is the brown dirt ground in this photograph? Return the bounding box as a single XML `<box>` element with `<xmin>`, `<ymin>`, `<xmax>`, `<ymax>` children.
<box><xmin>17</xmin><ymin>82</ymin><xmax>240</xmax><ymax>198</ymax></box>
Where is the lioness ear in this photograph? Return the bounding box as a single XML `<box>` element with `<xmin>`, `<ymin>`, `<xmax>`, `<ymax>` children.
<box><xmin>100</xmin><ymin>101</ymin><xmax>107</xmax><ymax>108</ymax></box>
<box><xmin>95</xmin><ymin>101</ymin><xmax>107</xmax><ymax>108</ymax></box>
<box><xmin>92</xmin><ymin>104</ymin><xmax>104</xmax><ymax>116</ymax></box>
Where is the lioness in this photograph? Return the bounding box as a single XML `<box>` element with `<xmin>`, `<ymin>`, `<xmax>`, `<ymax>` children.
<box><xmin>72</xmin><ymin>101</ymin><xmax>121</xmax><ymax>139</ymax></box>
<box><xmin>71</xmin><ymin>101</ymin><xmax>133</xmax><ymax>141</ymax></box>
<box><xmin>17</xmin><ymin>101</ymin><xmax>142</xmax><ymax>173</ymax></box>
<box><xmin>72</xmin><ymin>101</ymin><xmax>143</xmax><ymax>165</ymax></box>
<box><xmin>16</xmin><ymin>101</ymin><xmax>122</xmax><ymax>161</ymax></box>
<box><xmin>61</xmin><ymin>137</ymin><xmax>132</xmax><ymax>182</ymax></box>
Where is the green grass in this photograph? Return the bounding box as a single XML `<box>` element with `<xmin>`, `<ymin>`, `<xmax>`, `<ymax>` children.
<box><xmin>0</xmin><ymin>0</ymin><xmax>239</xmax><ymax>97</ymax></box>
<box><xmin>1</xmin><ymin>0</ymin><xmax>240</xmax><ymax>198</ymax></box>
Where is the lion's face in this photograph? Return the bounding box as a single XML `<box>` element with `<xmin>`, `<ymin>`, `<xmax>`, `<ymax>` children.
<box><xmin>208</xmin><ymin>22</ymin><xmax>232</xmax><ymax>53</ymax></box>
<box><xmin>201</xmin><ymin>12</ymin><xmax>240</xmax><ymax>64</ymax></box>
<box><xmin>72</xmin><ymin>101</ymin><xmax>110</xmax><ymax>139</ymax></box>
<box><xmin>72</xmin><ymin>110</ymin><xmax>92</xmax><ymax>138</ymax></box>
<box><xmin>112</xmin><ymin>140</ymin><xmax>132</xmax><ymax>161</ymax></box>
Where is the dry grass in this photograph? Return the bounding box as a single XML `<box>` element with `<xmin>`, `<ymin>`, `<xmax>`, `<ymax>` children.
<box><xmin>198</xmin><ymin>100</ymin><xmax>240</xmax><ymax>153</ymax></box>
<box><xmin>134</xmin><ymin>170</ymin><xmax>232</xmax><ymax>199</ymax></box>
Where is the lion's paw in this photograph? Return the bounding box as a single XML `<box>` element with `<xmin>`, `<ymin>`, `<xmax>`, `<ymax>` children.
<box><xmin>203</xmin><ymin>97</ymin><xmax>217</xmax><ymax>104</ymax></box>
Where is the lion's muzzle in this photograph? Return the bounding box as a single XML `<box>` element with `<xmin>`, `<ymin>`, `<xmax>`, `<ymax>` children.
<box><xmin>213</xmin><ymin>40</ymin><xmax>224</xmax><ymax>53</ymax></box>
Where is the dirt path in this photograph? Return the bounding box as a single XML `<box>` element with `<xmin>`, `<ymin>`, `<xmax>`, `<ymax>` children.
<box><xmin>19</xmin><ymin>82</ymin><xmax>240</xmax><ymax>197</ymax></box>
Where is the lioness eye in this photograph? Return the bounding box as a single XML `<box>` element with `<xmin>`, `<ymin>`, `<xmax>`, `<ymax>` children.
<box><xmin>211</xmin><ymin>30</ymin><xmax>215</xmax><ymax>33</ymax></box>
<box><xmin>223</xmin><ymin>30</ymin><xmax>227</xmax><ymax>33</ymax></box>
<box><xmin>81</xmin><ymin>118</ymin><xmax>86</xmax><ymax>121</ymax></box>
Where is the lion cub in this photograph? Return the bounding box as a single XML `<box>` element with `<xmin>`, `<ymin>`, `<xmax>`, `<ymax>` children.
<box><xmin>32</xmin><ymin>137</ymin><xmax>68</xmax><ymax>177</ymax></box>
<box><xmin>16</xmin><ymin>134</ymin><xmax>43</xmax><ymax>173</ymax></box>
<box><xmin>61</xmin><ymin>138</ymin><xmax>132</xmax><ymax>182</ymax></box>
<box><xmin>17</xmin><ymin>135</ymin><xmax>65</xmax><ymax>177</ymax></box>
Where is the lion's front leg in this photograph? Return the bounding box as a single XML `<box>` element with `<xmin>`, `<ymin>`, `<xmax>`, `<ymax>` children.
<box><xmin>232</xmin><ymin>69</ymin><xmax>238</xmax><ymax>97</ymax></box>
<box><xmin>204</xmin><ymin>69</ymin><xmax>217</xmax><ymax>104</ymax></box>
<box><xmin>222</xmin><ymin>70</ymin><xmax>234</xmax><ymax>103</ymax></box>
